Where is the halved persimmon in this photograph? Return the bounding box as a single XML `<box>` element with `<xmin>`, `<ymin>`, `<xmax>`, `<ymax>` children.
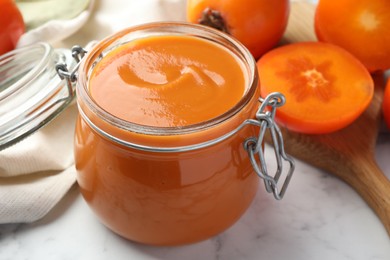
<box><xmin>186</xmin><ymin>0</ymin><xmax>290</xmax><ymax>59</ymax></box>
<box><xmin>315</xmin><ymin>0</ymin><xmax>390</xmax><ymax>72</ymax></box>
<box><xmin>257</xmin><ymin>42</ymin><xmax>374</xmax><ymax>134</ymax></box>
<box><xmin>382</xmin><ymin>78</ymin><xmax>390</xmax><ymax>129</ymax></box>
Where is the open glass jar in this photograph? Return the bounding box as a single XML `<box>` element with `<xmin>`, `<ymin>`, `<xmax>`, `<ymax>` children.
<box><xmin>66</xmin><ymin>22</ymin><xmax>294</xmax><ymax>245</ymax></box>
<box><xmin>0</xmin><ymin>22</ymin><xmax>294</xmax><ymax>246</ymax></box>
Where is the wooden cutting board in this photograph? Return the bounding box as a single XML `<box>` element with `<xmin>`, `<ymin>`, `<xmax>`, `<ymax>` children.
<box><xmin>279</xmin><ymin>2</ymin><xmax>390</xmax><ymax>235</ymax></box>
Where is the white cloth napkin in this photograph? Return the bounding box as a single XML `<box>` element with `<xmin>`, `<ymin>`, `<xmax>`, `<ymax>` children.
<box><xmin>0</xmin><ymin>103</ymin><xmax>77</xmax><ymax>223</ymax></box>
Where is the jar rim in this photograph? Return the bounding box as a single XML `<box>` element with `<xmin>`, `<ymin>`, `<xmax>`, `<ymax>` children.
<box><xmin>77</xmin><ymin>22</ymin><xmax>259</xmax><ymax>136</ymax></box>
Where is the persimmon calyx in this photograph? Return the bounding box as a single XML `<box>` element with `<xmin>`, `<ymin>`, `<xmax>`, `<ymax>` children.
<box><xmin>199</xmin><ymin>8</ymin><xmax>230</xmax><ymax>33</ymax></box>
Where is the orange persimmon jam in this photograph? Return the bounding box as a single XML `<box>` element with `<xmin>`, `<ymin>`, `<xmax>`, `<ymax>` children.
<box><xmin>89</xmin><ymin>35</ymin><xmax>246</xmax><ymax>127</ymax></box>
<box><xmin>74</xmin><ymin>23</ymin><xmax>261</xmax><ymax>245</ymax></box>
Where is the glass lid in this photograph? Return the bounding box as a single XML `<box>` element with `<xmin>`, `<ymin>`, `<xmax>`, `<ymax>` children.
<box><xmin>0</xmin><ymin>42</ymin><xmax>75</xmax><ymax>151</ymax></box>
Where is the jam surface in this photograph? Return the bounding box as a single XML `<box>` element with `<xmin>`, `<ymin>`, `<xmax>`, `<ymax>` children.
<box><xmin>89</xmin><ymin>35</ymin><xmax>247</xmax><ymax>127</ymax></box>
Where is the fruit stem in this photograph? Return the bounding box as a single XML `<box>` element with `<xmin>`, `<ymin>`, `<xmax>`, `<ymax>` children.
<box><xmin>198</xmin><ymin>8</ymin><xmax>229</xmax><ymax>34</ymax></box>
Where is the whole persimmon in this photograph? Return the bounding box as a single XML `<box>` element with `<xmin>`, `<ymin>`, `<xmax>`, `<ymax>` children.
<box><xmin>0</xmin><ymin>0</ymin><xmax>24</xmax><ymax>55</ymax></box>
<box><xmin>315</xmin><ymin>0</ymin><xmax>390</xmax><ymax>72</ymax></box>
<box><xmin>186</xmin><ymin>0</ymin><xmax>290</xmax><ymax>59</ymax></box>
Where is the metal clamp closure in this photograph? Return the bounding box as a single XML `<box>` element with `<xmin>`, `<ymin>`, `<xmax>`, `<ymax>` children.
<box><xmin>244</xmin><ymin>92</ymin><xmax>295</xmax><ymax>200</ymax></box>
<box><xmin>55</xmin><ymin>45</ymin><xmax>87</xmax><ymax>96</ymax></box>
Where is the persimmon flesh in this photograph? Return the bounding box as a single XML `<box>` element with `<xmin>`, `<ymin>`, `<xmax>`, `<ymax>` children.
<box><xmin>257</xmin><ymin>42</ymin><xmax>374</xmax><ymax>134</ymax></box>
<box><xmin>315</xmin><ymin>0</ymin><xmax>390</xmax><ymax>72</ymax></box>
<box><xmin>186</xmin><ymin>0</ymin><xmax>290</xmax><ymax>59</ymax></box>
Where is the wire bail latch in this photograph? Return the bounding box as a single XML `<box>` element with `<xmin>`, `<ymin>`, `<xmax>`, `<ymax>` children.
<box><xmin>244</xmin><ymin>92</ymin><xmax>295</xmax><ymax>200</ymax></box>
<box><xmin>55</xmin><ymin>45</ymin><xmax>87</xmax><ymax>97</ymax></box>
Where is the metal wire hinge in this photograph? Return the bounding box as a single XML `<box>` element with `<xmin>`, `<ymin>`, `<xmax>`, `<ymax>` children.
<box><xmin>55</xmin><ymin>45</ymin><xmax>87</xmax><ymax>97</ymax></box>
<box><xmin>244</xmin><ymin>92</ymin><xmax>295</xmax><ymax>200</ymax></box>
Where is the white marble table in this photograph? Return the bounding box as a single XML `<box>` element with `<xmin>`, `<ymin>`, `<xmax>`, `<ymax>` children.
<box><xmin>1</xmin><ymin>0</ymin><xmax>390</xmax><ymax>259</ymax></box>
<box><xmin>1</xmin><ymin>136</ymin><xmax>390</xmax><ymax>259</ymax></box>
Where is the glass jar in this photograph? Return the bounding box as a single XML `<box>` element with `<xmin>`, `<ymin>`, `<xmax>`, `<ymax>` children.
<box><xmin>68</xmin><ymin>22</ymin><xmax>294</xmax><ymax>246</ymax></box>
